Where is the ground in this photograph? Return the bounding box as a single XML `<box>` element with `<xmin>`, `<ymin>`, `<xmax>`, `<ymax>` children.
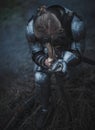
<box><xmin>0</xmin><ymin>0</ymin><xmax>95</xmax><ymax>130</ymax></box>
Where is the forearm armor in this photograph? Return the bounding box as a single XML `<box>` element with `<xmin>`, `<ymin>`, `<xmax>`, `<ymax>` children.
<box><xmin>63</xmin><ymin>50</ymin><xmax>80</xmax><ymax>66</ymax></box>
<box><xmin>32</xmin><ymin>50</ymin><xmax>47</xmax><ymax>68</ymax></box>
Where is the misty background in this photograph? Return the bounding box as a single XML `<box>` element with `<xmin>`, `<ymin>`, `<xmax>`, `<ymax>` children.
<box><xmin>0</xmin><ymin>0</ymin><xmax>95</xmax><ymax>130</ymax></box>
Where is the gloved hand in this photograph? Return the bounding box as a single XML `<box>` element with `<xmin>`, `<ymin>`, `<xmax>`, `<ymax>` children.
<box><xmin>49</xmin><ymin>59</ymin><xmax>67</xmax><ymax>73</ymax></box>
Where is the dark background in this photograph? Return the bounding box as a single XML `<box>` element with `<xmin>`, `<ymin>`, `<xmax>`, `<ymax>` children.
<box><xmin>0</xmin><ymin>0</ymin><xmax>95</xmax><ymax>130</ymax></box>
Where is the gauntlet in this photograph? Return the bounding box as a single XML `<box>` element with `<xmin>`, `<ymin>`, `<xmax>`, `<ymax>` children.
<box><xmin>49</xmin><ymin>59</ymin><xmax>67</xmax><ymax>73</ymax></box>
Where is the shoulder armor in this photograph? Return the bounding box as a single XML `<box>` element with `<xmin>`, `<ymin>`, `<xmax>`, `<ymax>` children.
<box><xmin>26</xmin><ymin>19</ymin><xmax>35</xmax><ymax>42</ymax></box>
<box><xmin>64</xmin><ymin>7</ymin><xmax>73</xmax><ymax>15</ymax></box>
<box><xmin>27</xmin><ymin>19</ymin><xmax>34</xmax><ymax>34</ymax></box>
<box><xmin>71</xmin><ymin>15</ymin><xmax>86</xmax><ymax>41</ymax></box>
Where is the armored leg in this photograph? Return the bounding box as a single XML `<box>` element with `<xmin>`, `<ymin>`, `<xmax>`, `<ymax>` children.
<box><xmin>55</xmin><ymin>72</ymin><xmax>66</xmax><ymax>86</ymax></box>
<box><xmin>34</xmin><ymin>71</ymin><xmax>51</xmax><ymax>110</ymax></box>
<box><xmin>34</xmin><ymin>71</ymin><xmax>52</xmax><ymax>129</ymax></box>
<box><xmin>55</xmin><ymin>72</ymin><xmax>68</xmax><ymax>99</ymax></box>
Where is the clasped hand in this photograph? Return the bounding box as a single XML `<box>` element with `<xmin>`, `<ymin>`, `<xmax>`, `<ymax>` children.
<box><xmin>45</xmin><ymin>58</ymin><xmax>67</xmax><ymax>73</ymax></box>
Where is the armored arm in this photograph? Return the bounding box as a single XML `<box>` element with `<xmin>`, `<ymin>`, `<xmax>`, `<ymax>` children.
<box><xmin>50</xmin><ymin>15</ymin><xmax>86</xmax><ymax>73</ymax></box>
<box><xmin>63</xmin><ymin>15</ymin><xmax>86</xmax><ymax>66</ymax></box>
<box><xmin>26</xmin><ymin>19</ymin><xmax>47</xmax><ymax>68</ymax></box>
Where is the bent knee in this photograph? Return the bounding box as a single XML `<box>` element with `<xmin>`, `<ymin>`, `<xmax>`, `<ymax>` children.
<box><xmin>34</xmin><ymin>72</ymin><xmax>50</xmax><ymax>85</ymax></box>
